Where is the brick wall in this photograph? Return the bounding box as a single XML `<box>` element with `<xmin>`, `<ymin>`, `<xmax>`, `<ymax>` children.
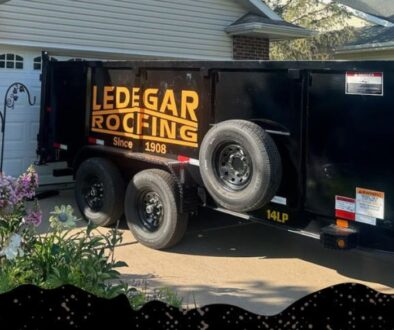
<box><xmin>233</xmin><ymin>36</ymin><xmax>270</xmax><ymax>60</ymax></box>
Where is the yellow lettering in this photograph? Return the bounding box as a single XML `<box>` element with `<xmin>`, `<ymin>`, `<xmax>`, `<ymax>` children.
<box><xmin>116</xmin><ymin>87</ymin><xmax>130</xmax><ymax>109</ymax></box>
<box><xmin>144</xmin><ymin>88</ymin><xmax>159</xmax><ymax>110</ymax></box>
<box><xmin>106</xmin><ymin>114</ymin><xmax>120</xmax><ymax>130</ymax></box>
<box><xmin>113</xmin><ymin>137</ymin><xmax>133</xmax><ymax>149</ymax></box>
<box><xmin>103</xmin><ymin>86</ymin><xmax>115</xmax><ymax>110</ymax></box>
<box><xmin>123</xmin><ymin>113</ymin><xmax>135</xmax><ymax>133</ymax></box>
<box><xmin>131</xmin><ymin>88</ymin><xmax>140</xmax><ymax>108</ymax></box>
<box><xmin>160</xmin><ymin>90</ymin><xmax>178</xmax><ymax>116</ymax></box>
<box><xmin>181</xmin><ymin>90</ymin><xmax>198</xmax><ymax>121</ymax></box>
<box><xmin>267</xmin><ymin>209</ymin><xmax>289</xmax><ymax>223</ymax></box>
<box><xmin>160</xmin><ymin>120</ymin><xmax>176</xmax><ymax>139</ymax></box>
<box><xmin>92</xmin><ymin>115</ymin><xmax>104</xmax><ymax>129</ymax></box>
<box><xmin>180</xmin><ymin>126</ymin><xmax>197</xmax><ymax>142</ymax></box>
<box><xmin>92</xmin><ymin>86</ymin><xmax>102</xmax><ymax>111</ymax></box>
<box><xmin>151</xmin><ymin>116</ymin><xmax>158</xmax><ymax>136</ymax></box>
<box><xmin>137</xmin><ymin>113</ymin><xmax>150</xmax><ymax>134</ymax></box>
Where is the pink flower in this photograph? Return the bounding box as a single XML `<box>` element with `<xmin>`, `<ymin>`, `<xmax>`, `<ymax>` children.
<box><xmin>24</xmin><ymin>210</ymin><xmax>42</xmax><ymax>227</ymax></box>
<box><xmin>0</xmin><ymin>166</ymin><xmax>39</xmax><ymax>211</ymax></box>
<box><xmin>16</xmin><ymin>166</ymin><xmax>38</xmax><ymax>201</ymax></box>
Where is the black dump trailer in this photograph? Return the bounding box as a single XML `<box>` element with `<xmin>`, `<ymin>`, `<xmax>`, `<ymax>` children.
<box><xmin>37</xmin><ymin>56</ymin><xmax>394</xmax><ymax>252</ymax></box>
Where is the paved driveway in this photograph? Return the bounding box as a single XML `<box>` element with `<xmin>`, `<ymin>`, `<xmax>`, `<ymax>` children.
<box><xmin>38</xmin><ymin>189</ymin><xmax>394</xmax><ymax>315</ymax></box>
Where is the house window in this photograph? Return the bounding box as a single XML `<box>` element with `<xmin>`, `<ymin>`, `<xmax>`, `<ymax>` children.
<box><xmin>33</xmin><ymin>56</ymin><xmax>58</xmax><ymax>70</ymax></box>
<box><xmin>0</xmin><ymin>53</ymin><xmax>24</xmax><ymax>69</ymax></box>
<box><xmin>33</xmin><ymin>56</ymin><xmax>42</xmax><ymax>70</ymax></box>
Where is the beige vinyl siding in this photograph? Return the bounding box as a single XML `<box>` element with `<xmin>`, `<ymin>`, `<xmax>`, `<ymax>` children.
<box><xmin>335</xmin><ymin>49</ymin><xmax>394</xmax><ymax>60</ymax></box>
<box><xmin>0</xmin><ymin>0</ymin><xmax>247</xmax><ymax>59</ymax></box>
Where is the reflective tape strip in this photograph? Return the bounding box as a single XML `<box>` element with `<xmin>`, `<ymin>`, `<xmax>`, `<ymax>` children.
<box><xmin>88</xmin><ymin>137</ymin><xmax>104</xmax><ymax>146</ymax></box>
<box><xmin>177</xmin><ymin>155</ymin><xmax>199</xmax><ymax>166</ymax></box>
<box><xmin>271</xmin><ymin>196</ymin><xmax>287</xmax><ymax>205</ymax></box>
<box><xmin>266</xmin><ymin>130</ymin><xmax>291</xmax><ymax>136</ymax></box>
<box><xmin>189</xmin><ymin>158</ymin><xmax>200</xmax><ymax>166</ymax></box>
<box><xmin>177</xmin><ymin>155</ymin><xmax>190</xmax><ymax>163</ymax></box>
<box><xmin>53</xmin><ymin>143</ymin><xmax>68</xmax><ymax>151</ymax></box>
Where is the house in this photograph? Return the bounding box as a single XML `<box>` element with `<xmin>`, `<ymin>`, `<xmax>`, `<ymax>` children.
<box><xmin>0</xmin><ymin>0</ymin><xmax>311</xmax><ymax>185</ymax></box>
<box><xmin>334</xmin><ymin>0</ymin><xmax>394</xmax><ymax>59</ymax></box>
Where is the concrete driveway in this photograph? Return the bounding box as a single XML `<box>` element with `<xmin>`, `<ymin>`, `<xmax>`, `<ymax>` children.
<box><xmin>38</xmin><ymin>188</ymin><xmax>394</xmax><ymax>315</ymax></box>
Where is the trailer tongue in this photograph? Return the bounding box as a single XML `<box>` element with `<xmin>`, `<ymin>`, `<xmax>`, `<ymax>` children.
<box><xmin>37</xmin><ymin>56</ymin><xmax>394</xmax><ymax>252</ymax></box>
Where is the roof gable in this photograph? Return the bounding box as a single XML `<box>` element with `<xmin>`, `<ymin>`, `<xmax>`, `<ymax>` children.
<box><xmin>237</xmin><ymin>0</ymin><xmax>282</xmax><ymax>20</ymax></box>
<box><xmin>336</xmin><ymin>0</ymin><xmax>394</xmax><ymax>22</ymax></box>
<box><xmin>226</xmin><ymin>12</ymin><xmax>314</xmax><ymax>39</ymax></box>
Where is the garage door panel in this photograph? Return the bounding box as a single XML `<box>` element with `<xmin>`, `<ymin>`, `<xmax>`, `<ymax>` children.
<box><xmin>30</xmin><ymin>123</ymin><xmax>39</xmax><ymax>140</ymax></box>
<box><xmin>0</xmin><ymin>48</ymin><xmax>84</xmax><ymax>185</ymax></box>
<box><xmin>3</xmin><ymin>158</ymin><xmax>24</xmax><ymax>177</ymax></box>
<box><xmin>0</xmin><ymin>50</ymin><xmax>44</xmax><ymax>181</ymax></box>
<box><xmin>6</xmin><ymin>110</ymin><xmax>40</xmax><ymax>122</ymax></box>
<box><xmin>3</xmin><ymin>123</ymin><xmax>25</xmax><ymax>142</ymax></box>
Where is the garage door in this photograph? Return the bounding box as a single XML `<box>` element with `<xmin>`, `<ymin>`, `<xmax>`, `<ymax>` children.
<box><xmin>0</xmin><ymin>48</ymin><xmax>73</xmax><ymax>185</ymax></box>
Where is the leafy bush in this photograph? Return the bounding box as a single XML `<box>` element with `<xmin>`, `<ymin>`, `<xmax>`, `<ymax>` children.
<box><xmin>0</xmin><ymin>167</ymin><xmax>182</xmax><ymax>310</ymax></box>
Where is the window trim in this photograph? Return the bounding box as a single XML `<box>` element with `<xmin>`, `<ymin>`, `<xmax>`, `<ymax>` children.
<box><xmin>0</xmin><ymin>53</ymin><xmax>24</xmax><ymax>70</ymax></box>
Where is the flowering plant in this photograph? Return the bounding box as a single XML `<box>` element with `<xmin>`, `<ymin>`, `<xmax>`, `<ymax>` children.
<box><xmin>0</xmin><ymin>166</ymin><xmax>182</xmax><ymax>309</ymax></box>
<box><xmin>0</xmin><ymin>166</ymin><xmax>41</xmax><ymax>259</ymax></box>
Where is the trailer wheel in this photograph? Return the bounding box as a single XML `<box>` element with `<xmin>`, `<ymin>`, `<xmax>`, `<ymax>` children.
<box><xmin>125</xmin><ymin>169</ymin><xmax>188</xmax><ymax>250</ymax></box>
<box><xmin>75</xmin><ymin>158</ymin><xmax>125</xmax><ymax>227</ymax></box>
<box><xmin>199</xmin><ymin>120</ymin><xmax>282</xmax><ymax>212</ymax></box>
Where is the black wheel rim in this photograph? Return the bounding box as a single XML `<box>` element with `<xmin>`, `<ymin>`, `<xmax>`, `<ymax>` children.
<box><xmin>214</xmin><ymin>142</ymin><xmax>252</xmax><ymax>191</ymax></box>
<box><xmin>137</xmin><ymin>190</ymin><xmax>164</xmax><ymax>232</ymax></box>
<box><xmin>82</xmin><ymin>176</ymin><xmax>105</xmax><ymax>212</ymax></box>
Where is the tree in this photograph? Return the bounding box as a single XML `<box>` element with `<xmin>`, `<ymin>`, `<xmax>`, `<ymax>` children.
<box><xmin>266</xmin><ymin>0</ymin><xmax>359</xmax><ymax>60</ymax></box>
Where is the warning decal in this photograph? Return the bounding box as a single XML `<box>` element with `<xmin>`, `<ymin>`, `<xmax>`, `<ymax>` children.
<box><xmin>335</xmin><ymin>196</ymin><xmax>355</xmax><ymax>220</ymax></box>
<box><xmin>346</xmin><ymin>72</ymin><xmax>383</xmax><ymax>96</ymax></box>
<box><xmin>355</xmin><ymin>214</ymin><xmax>377</xmax><ymax>226</ymax></box>
<box><xmin>356</xmin><ymin>188</ymin><xmax>385</xmax><ymax>220</ymax></box>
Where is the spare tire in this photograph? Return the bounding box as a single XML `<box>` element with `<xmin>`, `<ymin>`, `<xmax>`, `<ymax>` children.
<box><xmin>199</xmin><ymin>120</ymin><xmax>282</xmax><ymax>212</ymax></box>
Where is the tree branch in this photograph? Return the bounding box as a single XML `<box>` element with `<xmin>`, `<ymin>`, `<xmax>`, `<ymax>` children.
<box><xmin>290</xmin><ymin>7</ymin><xmax>331</xmax><ymax>24</ymax></box>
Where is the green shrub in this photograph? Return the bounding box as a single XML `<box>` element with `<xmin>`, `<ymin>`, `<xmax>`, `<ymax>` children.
<box><xmin>0</xmin><ymin>167</ymin><xmax>182</xmax><ymax>310</ymax></box>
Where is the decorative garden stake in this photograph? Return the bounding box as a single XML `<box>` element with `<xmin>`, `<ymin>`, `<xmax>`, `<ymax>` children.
<box><xmin>0</xmin><ymin>82</ymin><xmax>36</xmax><ymax>172</ymax></box>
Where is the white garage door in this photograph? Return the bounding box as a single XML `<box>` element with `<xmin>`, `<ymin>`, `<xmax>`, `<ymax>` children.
<box><xmin>0</xmin><ymin>47</ymin><xmax>74</xmax><ymax>186</ymax></box>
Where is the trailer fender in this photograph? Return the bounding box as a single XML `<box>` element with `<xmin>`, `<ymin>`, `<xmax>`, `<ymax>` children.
<box><xmin>73</xmin><ymin>145</ymin><xmax>199</xmax><ymax>214</ymax></box>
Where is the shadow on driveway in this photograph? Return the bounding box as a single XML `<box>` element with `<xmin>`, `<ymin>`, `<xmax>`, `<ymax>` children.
<box><xmin>170</xmin><ymin>209</ymin><xmax>394</xmax><ymax>290</ymax></box>
<box><xmin>37</xmin><ymin>189</ymin><xmax>394</xmax><ymax>299</ymax></box>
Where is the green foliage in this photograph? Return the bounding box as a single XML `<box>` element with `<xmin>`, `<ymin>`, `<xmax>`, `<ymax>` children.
<box><xmin>0</xmin><ymin>168</ymin><xmax>182</xmax><ymax>309</ymax></box>
<box><xmin>266</xmin><ymin>0</ymin><xmax>358</xmax><ymax>60</ymax></box>
<box><xmin>0</xmin><ymin>219</ymin><xmax>182</xmax><ymax>309</ymax></box>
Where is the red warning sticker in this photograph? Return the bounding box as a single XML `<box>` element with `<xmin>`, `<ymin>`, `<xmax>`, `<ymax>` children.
<box><xmin>346</xmin><ymin>72</ymin><xmax>383</xmax><ymax>96</ymax></box>
<box><xmin>335</xmin><ymin>196</ymin><xmax>356</xmax><ymax>220</ymax></box>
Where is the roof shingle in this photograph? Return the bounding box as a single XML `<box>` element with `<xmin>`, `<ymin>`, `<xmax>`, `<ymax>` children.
<box><xmin>336</xmin><ymin>0</ymin><xmax>394</xmax><ymax>21</ymax></box>
<box><xmin>347</xmin><ymin>25</ymin><xmax>394</xmax><ymax>46</ymax></box>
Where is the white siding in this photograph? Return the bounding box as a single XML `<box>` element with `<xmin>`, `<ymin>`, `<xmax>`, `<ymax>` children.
<box><xmin>0</xmin><ymin>48</ymin><xmax>41</xmax><ymax>177</ymax></box>
<box><xmin>0</xmin><ymin>46</ymin><xmax>75</xmax><ymax>184</ymax></box>
<box><xmin>0</xmin><ymin>0</ymin><xmax>248</xmax><ymax>60</ymax></box>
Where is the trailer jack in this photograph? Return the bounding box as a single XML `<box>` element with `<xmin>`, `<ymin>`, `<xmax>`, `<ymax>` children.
<box><xmin>320</xmin><ymin>224</ymin><xmax>359</xmax><ymax>250</ymax></box>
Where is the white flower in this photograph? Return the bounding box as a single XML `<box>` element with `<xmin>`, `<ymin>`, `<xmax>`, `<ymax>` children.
<box><xmin>49</xmin><ymin>205</ymin><xmax>79</xmax><ymax>229</ymax></box>
<box><xmin>0</xmin><ymin>233</ymin><xmax>24</xmax><ymax>260</ymax></box>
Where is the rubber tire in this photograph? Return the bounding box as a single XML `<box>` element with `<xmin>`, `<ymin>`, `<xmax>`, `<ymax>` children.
<box><xmin>199</xmin><ymin>120</ymin><xmax>282</xmax><ymax>212</ymax></box>
<box><xmin>125</xmin><ymin>169</ymin><xmax>188</xmax><ymax>250</ymax></box>
<box><xmin>75</xmin><ymin>158</ymin><xmax>125</xmax><ymax>227</ymax></box>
